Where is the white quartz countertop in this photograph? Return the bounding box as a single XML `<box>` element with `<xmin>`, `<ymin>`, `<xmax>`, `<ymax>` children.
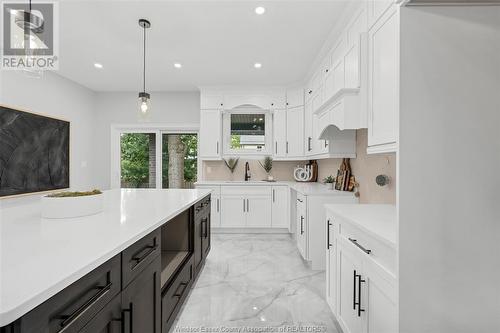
<box><xmin>324</xmin><ymin>204</ymin><xmax>397</xmax><ymax>248</ymax></box>
<box><xmin>0</xmin><ymin>188</ymin><xmax>211</xmax><ymax>327</ymax></box>
<box><xmin>195</xmin><ymin>180</ymin><xmax>355</xmax><ymax>197</ymax></box>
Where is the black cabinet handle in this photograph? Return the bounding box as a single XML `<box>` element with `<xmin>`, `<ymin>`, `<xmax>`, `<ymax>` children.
<box><xmin>216</xmin><ymin>141</ymin><xmax>219</xmax><ymax>154</ymax></box>
<box><xmin>247</xmin><ymin>199</ymin><xmax>249</xmax><ymax>212</ymax></box>
<box><xmin>308</xmin><ymin>137</ymin><xmax>312</xmax><ymax>151</ymax></box>
<box><xmin>353</xmin><ymin>270</ymin><xmax>357</xmax><ymax>310</ymax></box>
<box><xmin>217</xmin><ymin>198</ymin><xmax>219</xmax><ymax>212</ymax></box>
<box><xmin>58</xmin><ymin>282</ymin><xmax>113</xmax><ymax>330</ymax></box>
<box><xmin>308</xmin><ymin>90</ymin><xmax>312</xmax><ymax>94</ymax></box>
<box><xmin>357</xmin><ymin>274</ymin><xmax>366</xmax><ymax>317</ymax></box>
<box><xmin>173</xmin><ymin>282</ymin><xmax>189</xmax><ymax>298</ymax></box>
<box><xmin>286</xmin><ymin>141</ymin><xmax>289</xmax><ymax>154</ymax></box>
<box><xmin>272</xmin><ymin>189</ymin><xmax>275</xmax><ymax>203</ymax></box>
<box><xmin>348</xmin><ymin>238</ymin><xmax>372</xmax><ymax>255</ymax></box>
<box><xmin>120</xmin><ymin>307</ymin><xmax>132</xmax><ymax>333</ymax></box>
<box><xmin>131</xmin><ymin>244</ymin><xmax>158</xmax><ymax>269</ymax></box>
<box><xmin>243</xmin><ymin>199</ymin><xmax>245</xmax><ymax>212</ymax></box>
<box><xmin>327</xmin><ymin>219</ymin><xmax>332</xmax><ymax>250</ymax></box>
<box><xmin>297</xmin><ymin>198</ymin><xmax>303</xmax><ymax>203</ymax></box>
<box><xmin>201</xmin><ymin>218</ymin><xmax>208</xmax><ymax>238</ymax></box>
<box><xmin>275</xmin><ymin>141</ymin><xmax>278</xmax><ymax>154</ymax></box>
<box><xmin>300</xmin><ymin>216</ymin><xmax>304</xmax><ymax>235</ymax></box>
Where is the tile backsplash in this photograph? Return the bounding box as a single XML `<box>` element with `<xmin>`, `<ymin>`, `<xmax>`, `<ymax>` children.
<box><xmin>201</xmin><ymin>129</ymin><xmax>395</xmax><ymax>204</ymax></box>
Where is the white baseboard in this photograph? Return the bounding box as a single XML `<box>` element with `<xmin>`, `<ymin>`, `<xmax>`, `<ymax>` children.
<box><xmin>212</xmin><ymin>227</ymin><xmax>291</xmax><ymax>234</ymax></box>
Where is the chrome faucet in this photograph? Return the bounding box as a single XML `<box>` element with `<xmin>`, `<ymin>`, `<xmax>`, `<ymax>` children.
<box><xmin>245</xmin><ymin>162</ymin><xmax>251</xmax><ymax>181</ymax></box>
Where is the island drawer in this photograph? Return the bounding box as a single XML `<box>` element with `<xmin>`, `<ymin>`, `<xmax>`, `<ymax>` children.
<box><xmin>122</xmin><ymin>229</ymin><xmax>161</xmax><ymax>288</ymax></box>
<box><xmin>17</xmin><ymin>254</ymin><xmax>121</xmax><ymax>333</ymax></box>
<box><xmin>161</xmin><ymin>256</ymin><xmax>194</xmax><ymax>333</ymax></box>
<box><xmin>194</xmin><ymin>195</ymin><xmax>211</xmax><ymax>219</ymax></box>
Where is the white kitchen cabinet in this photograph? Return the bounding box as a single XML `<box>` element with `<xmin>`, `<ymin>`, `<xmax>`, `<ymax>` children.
<box><xmin>246</xmin><ymin>196</ymin><xmax>272</xmax><ymax>228</ymax></box>
<box><xmin>270</xmin><ymin>95</ymin><xmax>287</xmax><ymax>110</ymax></box>
<box><xmin>286</xmin><ymin>88</ymin><xmax>304</xmax><ymax>108</ymax></box>
<box><xmin>221</xmin><ymin>196</ymin><xmax>246</xmax><ymax>227</ymax></box>
<box><xmin>296</xmin><ymin>195</ymin><xmax>308</xmax><ymax>259</ymax></box>
<box><xmin>272</xmin><ymin>186</ymin><xmax>289</xmax><ymax>229</ymax></box>
<box><xmin>344</xmin><ymin>41</ymin><xmax>361</xmax><ymax>89</ymax></box>
<box><xmin>368</xmin><ymin>0</ymin><xmax>394</xmax><ymax>29</ymax></box>
<box><xmin>312</xmin><ymin>113</ymin><xmax>329</xmax><ymax>154</ymax></box>
<box><xmin>367</xmin><ymin>5</ymin><xmax>398</xmax><ymax>153</ymax></box>
<box><xmin>199</xmin><ymin>109</ymin><xmax>222</xmax><ymax>159</ymax></box>
<box><xmin>326</xmin><ymin>214</ymin><xmax>336</xmax><ymax>313</ymax></box>
<box><xmin>337</xmin><ymin>236</ymin><xmax>365</xmax><ymax>333</ymax></box>
<box><xmin>273</xmin><ymin>108</ymin><xmax>287</xmax><ymax>158</ymax></box>
<box><xmin>211</xmin><ymin>195</ymin><xmax>221</xmax><ymax>227</ymax></box>
<box><xmin>286</xmin><ymin>106</ymin><xmax>304</xmax><ymax>158</ymax></box>
<box><xmin>304</xmin><ymin>99</ymin><xmax>313</xmax><ymax>155</ymax></box>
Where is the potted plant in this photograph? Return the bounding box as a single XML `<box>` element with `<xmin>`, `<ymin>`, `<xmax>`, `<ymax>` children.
<box><xmin>259</xmin><ymin>156</ymin><xmax>274</xmax><ymax>181</ymax></box>
<box><xmin>323</xmin><ymin>175</ymin><xmax>336</xmax><ymax>190</ymax></box>
<box><xmin>223</xmin><ymin>158</ymin><xmax>239</xmax><ymax>180</ymax></box>
<box><xmin>41</xmin><ymin>189</ymin><xmax>104</xmax><ymax>219</ymax></box>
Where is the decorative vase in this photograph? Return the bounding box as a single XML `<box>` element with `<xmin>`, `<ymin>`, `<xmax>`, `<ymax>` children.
<box><xmin>328</xmin><ymin>182</ymin><xmax>334</xmax><ymax>190</ymax></box>
<box><xmin>41</xmin><ymin>193</ymin><xmax>104</xmax><ymax>219</ymax></box>
<box><xmin>267</xmin><ymin>174</ymin><xmax>274</xmax><ymax>181</ymax></box>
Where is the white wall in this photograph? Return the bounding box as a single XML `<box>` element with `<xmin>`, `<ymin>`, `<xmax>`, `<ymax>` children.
<box><xmin>93</xmin><ymin>91</ymin><xmax>200</xmax><ymax>189</ymax></box>
<box><xmin>399</xmin><ymin>6</ymin><xmax>500</xmax><ymax>333</ymax></box>
<box><xmin>0</xmin><ymin>71</ymin><xmax>97</xmax><ymax>208</ymax></box>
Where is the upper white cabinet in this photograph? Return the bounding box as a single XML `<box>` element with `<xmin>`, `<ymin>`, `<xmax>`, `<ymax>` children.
<box><xmin>286</xmin><ymin>88</ymin><xmax>304</xmax><ymax>108</ymax></box>
<box><xmin>199</xmin><ymin>109</ymin><xmax>222</xmax><ymax>159</ymax></box>
<box><xmin>286</xmin><ymin>106</ymin><xmax>305</xmax><ymax>158</ymax></box>
<box><xmin>367</xmin><ymin>5</ymin><xmax>399</xmax><ymax>153</ymax></box>
<box><xmin>273</xmin><ymin>108</ymin><xmax>287</xmax><ymax>158</ymax></box>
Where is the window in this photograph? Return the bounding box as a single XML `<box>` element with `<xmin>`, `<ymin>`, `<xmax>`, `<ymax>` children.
<box><xmin>223</xmin><ymin>106</ymin><xmax>272</xmax><ymax>155</ymax></box>
<box><xmin>120</xmin><ymin>132</ymin><xmax>156</xmax><ymax>188</ymax></box>
<box><xmin>162</xmin><ymin>134</ymin><xmax>198</xmax><ymax>189</ymax></box>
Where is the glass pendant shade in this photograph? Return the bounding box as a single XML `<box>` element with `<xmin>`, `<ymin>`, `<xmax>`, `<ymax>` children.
<box><xmin>138</xmin><ymin>92</ymin><xmax>151</xmax><ymax>119</ymax></box>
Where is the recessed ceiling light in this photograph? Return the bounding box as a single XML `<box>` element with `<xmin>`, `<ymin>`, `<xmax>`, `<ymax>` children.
<box><xmin>174</xmin><ymin>63</ymin><xmax>182</xmax><ymax>69</ymax></box>
<box><xmin>254</xmin><ymin>63</ymin><xmax>262</xmax><ymax>69</ymax></box>
<box><xmin>94</xmin><ymin>63</ymin><xmax>103</xmax><ymax>69</ymax></box>
<box><xmin>255</xmin><ymin>6</ymin><xmax>266</xmax><ymax>15</ymax></box>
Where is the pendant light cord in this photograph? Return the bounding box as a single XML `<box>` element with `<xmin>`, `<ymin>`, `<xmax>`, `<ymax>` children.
<box><xmin>143</xmin><ymin>24</ymin><xmax>146</xmax><ymax>93</ymax></box>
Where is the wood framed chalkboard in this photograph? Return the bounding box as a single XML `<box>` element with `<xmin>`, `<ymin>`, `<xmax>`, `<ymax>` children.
<box><xmin>0</xmin><ymin>105</ymin><xmax>70</xmax><ymax>197</ymax></box>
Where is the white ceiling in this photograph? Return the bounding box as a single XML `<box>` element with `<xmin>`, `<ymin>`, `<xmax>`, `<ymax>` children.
<box><xmin>57</xmin><ymin>1</ymin><xmax>350</xmax><ymax>92</ymax></box>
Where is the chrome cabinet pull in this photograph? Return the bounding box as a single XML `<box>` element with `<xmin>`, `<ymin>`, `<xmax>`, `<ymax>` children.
<box><xmin>327</xmin><ymin>219</ymin><xmax>332</xmax><ymax>250</ymax></box>
<box><xmin>348</xmin><ymin>238</ymin><xmax>371</xmax><ymax>255</ymax></box>
<box><xmin>300</xmin><ymin>216</ymin><xmax>304</xmax><ymax>234</ymax></box>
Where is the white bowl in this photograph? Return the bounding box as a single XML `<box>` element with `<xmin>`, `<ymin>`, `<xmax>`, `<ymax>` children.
<box><xmin>41</xmin><ymin>194</ymin><xmax>104</xmax><ymax>219</ymax></box>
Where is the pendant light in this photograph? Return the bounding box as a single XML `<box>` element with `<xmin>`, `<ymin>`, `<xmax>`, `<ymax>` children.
<box><xmin>138</xmin><ymin>19</ymin><xmax>151</xmax><ymax>117</ymax></box>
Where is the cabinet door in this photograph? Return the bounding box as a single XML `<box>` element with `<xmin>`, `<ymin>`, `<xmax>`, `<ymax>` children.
<box><xmin>78</xmin><ymin>296</ymin><xmax>122</xmax><ymax>333</ymax></box>
<box><xmin>193</xmin><ymin>216</ymin><xmax>203</xmax><ymax>271</ymax></box>
<box><xmin>337</xmin><ymin>237</ymin><xmax>365</xmax><ymax>333</ymax></box>
<box><xmin>121</xmin><ymin>257</ymin><xmax>161</xmax><ymax>333</ymax></box>
<box><xmin>273</xmin><ymin>108</ymin><xmax>287</xmax><ymax>157</ymax></box>
<box><xmin>199</xmin><ymin>110</ymin><xmax>221</xmax><ymax>159</ymax></box>
<box><xmin>312</xmin><ymin>113</ymin><xmax>329</xmax><ymax>154</ymax></box>
<box><xmin>246</xmin><ymin>196</ymin><xmax>272</xmax><ymax>228</ymax></box>
<box><xmin>220</xmin><ymin>196</ymin><xmax>246</xmax><ymax>227</ymax></box>
<box><xmin>271</xmin><ymin>186</ymin><xmax>289</xmax><ymax>229</ymax></box>
<box><xmin>368</xmin><ymin>6</ymin><xmax>398</xmax><ymax>148</ymax></box>
<box><xmin>345</xmin><ymin>41</ymin><xmax>361</xmax><ymax>89</ymax></box>
<box><xmin>286</xmin><ymin>106</ymin><xmax>304</xmax><ymax>157</ymax></box>
<box><xmin>211</xmin><ymin>195</ymin><xmax>221</xmax><ymax>227</ymax></box>
<box><xmin>326</xmin><ymin>216</ymin><xmax>336</xmax><ymax>313</ymax></box>
<box><xmin>304</xmin><ymin>100</ymin><xmax>313</xmax><ymax>155</ymax></box>
<box><xmin>202</xmin><ymin>211</ymin><xmax>211</xmax><ymax>259</ymax></box>
<box><xmin>365</xmin><ymin>264</ymin><xmax>398</xmax><ymax>333</ymax></box>
<box><xmin>286</xmin><ymin>88</ymin><xmax>304</xmax><ymax>108</ymax></box>
<box><xmin>332</xmin><ymin>59</ymin><xmax>345</xmax><ymax>97</ymax></box>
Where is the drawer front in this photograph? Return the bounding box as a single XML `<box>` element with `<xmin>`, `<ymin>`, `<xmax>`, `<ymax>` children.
<box><xmin>19</xmin><ymin>255</ymin><xmax>121</xmax><ymax>333</ymax></box>
<box><xmin>338</xmin><ymin>218</ymin><xmax>396</xmax><ymax>275</ymax></box>
<box><xmin>122</xmin><ymin>229</ymin><xmax>161</xmax><ymax>288</ymax></box>
<box><xmin>78</xmin><ymin>294</ymin><xmax>122</xmax><ymax>333</ymax></box>
<box><xmin>161</xmin><ymin>257</ymin><xmax>194</xmax><ymax>333</ymax></box>
<box><xmin>194</xmin><ymin>195</ymin><xmax>211</xmax><ymax>221</ymax></box>
<box><xmin>195</xmin><ymin>185</ymin><xmax>220</xmax><ymax>196</ymax></box>
<box><xmin>221</xmin><ymin>186</ymin><xmax>271</xmax><ymax>197</ymax></box>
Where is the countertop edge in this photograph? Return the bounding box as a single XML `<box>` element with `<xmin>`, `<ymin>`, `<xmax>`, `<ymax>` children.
<box><xmin>0</xmin><ymin>190</ymin><xmax>211</xmax><ymax>327</ymax></box>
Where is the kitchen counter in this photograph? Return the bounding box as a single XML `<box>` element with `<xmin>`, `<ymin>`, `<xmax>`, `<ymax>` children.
<box><xmin>324</xmin><ymin>204</ymin><xmax>397</xmax><ymax>248</ymax></box>
<box><xmin>195</xmin><ymin>180</ymin><xmax>355</xmax><ymax>197</ymax></box>
<box><xmin>0</xmin><ymin>188</ymin><xmax>211</xmax><ymax>327</ymax></box>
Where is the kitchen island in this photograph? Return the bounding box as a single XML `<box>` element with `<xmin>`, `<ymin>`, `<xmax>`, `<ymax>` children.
<box><xmin>0</xmin><ymin>188</ymin><xmax>211</xmax><ymax>332</ymax></box>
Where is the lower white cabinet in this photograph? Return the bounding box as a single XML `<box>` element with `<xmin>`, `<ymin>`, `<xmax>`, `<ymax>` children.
<box><xmin>296</xmin><ymin>193</ymin><xmax>308</xmax><ymax>259</ymax></box>
<box><xmin>326</xmin><ymin>208</ymin><xmax>397</xmax><ymax>333</ymax></box>
<box><xmin>196</xmin><ymin>185</ymin><xmax>289</xmax><ymax>230</ymax></box>
<box><xmin>272</xmin><ymin>186</ymin><xmax>289</xmax><ymax>229</ymax></box>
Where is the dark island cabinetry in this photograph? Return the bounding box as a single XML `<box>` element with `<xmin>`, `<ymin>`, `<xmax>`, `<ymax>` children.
<box><xmin>0</xmin><ymin>194</ymin><xmax>211</xmax><ymax>333</ymax></box>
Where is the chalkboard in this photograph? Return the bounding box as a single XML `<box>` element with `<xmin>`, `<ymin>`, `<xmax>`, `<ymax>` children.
<box><xmin>0</xmin><ymin>105</ymin><xmax>70</xmax><ymax>197</ymax></box>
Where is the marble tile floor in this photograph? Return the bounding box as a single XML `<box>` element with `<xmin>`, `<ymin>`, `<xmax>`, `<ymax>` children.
<box><xmin>172</xmin><ymin>234</ymin><xmax>341</xmax><ymax>333</ymax></box>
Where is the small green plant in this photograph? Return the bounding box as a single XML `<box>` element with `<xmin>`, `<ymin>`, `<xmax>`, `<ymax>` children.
<box><xmin>47</xmin><ymin>189</ymin><xmax>102</xmax><ymax>198</ymax></box>
<box><xmin>259</xmin><ymin>156</ymin><xmax>273</xmax><ymax>174</ymax></box>
<box><xmin>323</xmin><ymin>175</ymin><xmax>335</xmax><ymax>184</ymax></box>
<box><xmin>223</xmin><ymin>158</ymin><xmax>239</xmax><ymax>173</ymax></box>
